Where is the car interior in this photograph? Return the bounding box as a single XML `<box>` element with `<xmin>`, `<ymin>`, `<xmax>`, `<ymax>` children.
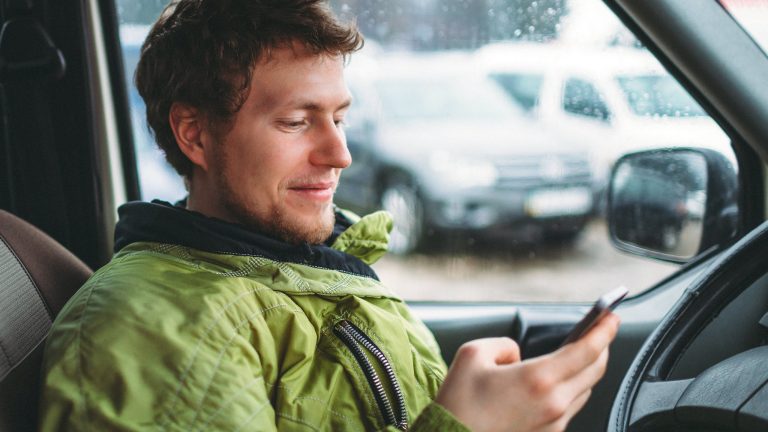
<box><xmin>0</xmin><ymin>211</ymin><xmax>92</xmax><ymax>431</ymax></box>
<box><xmin>1</xmin><ymin>0</ymin><xmax>768</xmax><ymax>431</ymax></box>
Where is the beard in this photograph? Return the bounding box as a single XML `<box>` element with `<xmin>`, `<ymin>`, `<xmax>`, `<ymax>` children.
<box><xmin>213</xmin><ymin>155</ymin><xmax>336</xmax><ymax>245</ymax></box>
<box><xmin>223</xmin><ymin>188</ymin><xmax>336</xmax><ymax>245</ymax></box>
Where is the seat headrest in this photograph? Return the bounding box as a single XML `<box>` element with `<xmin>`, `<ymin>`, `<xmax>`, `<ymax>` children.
<box><xmin>0</xmin><ymin>210</ymin><xmax>92</xmax><ymax>380</ymax></box>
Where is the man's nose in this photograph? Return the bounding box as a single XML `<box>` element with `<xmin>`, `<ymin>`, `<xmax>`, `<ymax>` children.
<box><xmin>311</xmin><ymin>120</ymin><xmax>352</xmax><ymax>169</ymax></box>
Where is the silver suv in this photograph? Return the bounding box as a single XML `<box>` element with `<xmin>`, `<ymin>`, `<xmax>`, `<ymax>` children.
<box><xmin>336</xmin><ymin>51</ymin><xmax>595</xmax><ymax>254</ymax></box>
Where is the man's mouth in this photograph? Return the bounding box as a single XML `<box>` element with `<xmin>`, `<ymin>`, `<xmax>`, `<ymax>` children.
<box><xmin>287</xmin><ymin>182</ymin><xmax>336</xmax><ymax>202</ymax></box>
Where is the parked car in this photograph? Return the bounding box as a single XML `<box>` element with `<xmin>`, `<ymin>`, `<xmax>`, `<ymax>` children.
<box><xmin>338</xmin><ymin>52</ymin><xmax>595</xmax><ymax>254</ymax></box>
<box><xmin>476</xmin><ymin>42</ymin><xmax>733</xmax><ymax>193</ymax></box>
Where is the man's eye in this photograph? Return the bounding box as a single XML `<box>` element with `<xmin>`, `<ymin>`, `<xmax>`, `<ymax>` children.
<box><xmin>278</xmin><ymin>120</ymin><xmax>307</xmax><ymax>130</ymax></box>
<box><xmin>334</xmin><ymin>119</ymin><xmax>347</xmax><ymax>128</ymax></box>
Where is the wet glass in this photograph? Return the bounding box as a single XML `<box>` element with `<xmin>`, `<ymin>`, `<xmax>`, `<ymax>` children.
<box><xmin>113</xmin><ymin>0</ymin><xmax>738</xmax><ymax>302</ymax></box>
<box><xmin>617</xmin><ymin>75</ymin><xmax>707</xmax><ymax>118</ymax></box>
<box><xmin>610</xmin><ymin>151</ymin><xmax>708</xmax><ymax>259</ymax></box>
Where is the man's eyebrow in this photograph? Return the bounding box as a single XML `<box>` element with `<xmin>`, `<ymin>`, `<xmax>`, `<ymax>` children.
<box><xmin>288</xmin><ymin>98</ymin><xmax>352</xmax><ymax>112</ymax></box>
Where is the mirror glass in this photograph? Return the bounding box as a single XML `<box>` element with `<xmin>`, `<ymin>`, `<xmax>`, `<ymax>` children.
<box><xmin>609</xmin><ymin>150</ymin><xmax>708</xmax><ymax>260</ymax></box>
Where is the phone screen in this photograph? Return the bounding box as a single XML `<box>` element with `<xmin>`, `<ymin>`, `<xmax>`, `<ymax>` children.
<box><xmin>560</xmin><ymin>286</ymin><xmax>628</xmax><ymax>347</ymax></box>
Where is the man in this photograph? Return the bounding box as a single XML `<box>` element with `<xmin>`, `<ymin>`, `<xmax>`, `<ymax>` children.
<box><xmin>39</xmin><ymin>0</ymin><xmax>619</xmax><ymax>430</ymax></box>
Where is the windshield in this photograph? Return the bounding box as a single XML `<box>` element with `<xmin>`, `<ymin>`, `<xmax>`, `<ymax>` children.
<box><xmin>617</xmin><ymin>75</ymin><xmax>707</xmax><ymax>118</ymax></box>
<box><xmin>375</xmin><ymin>76</ymin><xmax>521</xmax><ymax>123</ymax></box>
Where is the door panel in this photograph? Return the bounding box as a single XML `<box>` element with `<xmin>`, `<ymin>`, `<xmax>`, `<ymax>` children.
<box><xmin>413</xmin><ymin>259</ymin><xmax>708</xmax><ymax>430</ymax></box>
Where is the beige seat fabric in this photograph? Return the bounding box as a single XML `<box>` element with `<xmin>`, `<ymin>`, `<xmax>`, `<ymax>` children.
<box><xmin>0</xmin><ymin>210</ymin><xmax>92</xmax><ymax>432</ymax></box>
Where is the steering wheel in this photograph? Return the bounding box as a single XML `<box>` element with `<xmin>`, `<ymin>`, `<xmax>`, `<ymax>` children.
<box><xmin>607</xmin><ymin>220</ymin><xmax>768</xmax><ymax>432</ymax></box>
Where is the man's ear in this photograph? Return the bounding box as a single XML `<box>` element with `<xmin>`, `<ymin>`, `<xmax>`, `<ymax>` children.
<box><xmin>169</xmin><ymin>102</ymin><xmax>210</xmax><ymax>171</ymax></box>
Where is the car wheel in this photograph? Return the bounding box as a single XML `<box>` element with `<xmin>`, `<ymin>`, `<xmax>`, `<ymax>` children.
<box><xmin>542</xmin><ymin>222</ymin><xmax>586</xmax><ymax>245</ymax></box>
<box><xmin>380</xmin><ymin>176</ymin><xmax>423</xmax><ymax>255</ymax></box>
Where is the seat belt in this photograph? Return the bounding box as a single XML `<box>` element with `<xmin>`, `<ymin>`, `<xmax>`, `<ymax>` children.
<box><xmin>0</xmin><ymin>0</ymin><xmax>68</xmax><ymax>240</ymax></box>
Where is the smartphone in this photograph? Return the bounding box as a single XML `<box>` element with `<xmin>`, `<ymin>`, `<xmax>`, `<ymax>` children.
<box><xmin>560</xmin><ymin>286</ymin><xmax>628</xmax><ymax>347</ymax></box>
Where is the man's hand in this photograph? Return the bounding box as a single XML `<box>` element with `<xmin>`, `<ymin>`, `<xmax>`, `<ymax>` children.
<box><xmin>435</xmin><ymin>313</ymin><xmax>620</xmax><ymax>432</ymax></box>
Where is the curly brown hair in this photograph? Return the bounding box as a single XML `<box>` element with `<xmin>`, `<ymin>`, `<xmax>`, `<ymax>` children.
<box><xmin>134</xmin><ymin>0</ymin><xmax>363</xmax><ymax>178</ymax></box>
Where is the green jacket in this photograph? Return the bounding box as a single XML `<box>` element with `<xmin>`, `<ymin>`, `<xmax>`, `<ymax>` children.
<box><xmin>39</xmin><ymin>201</ymin><xmax>468</xmax><ymax>431</ymax></box>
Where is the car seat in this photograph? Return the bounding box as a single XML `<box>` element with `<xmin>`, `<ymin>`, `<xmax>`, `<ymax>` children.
<box><xmin>0</xmin><ymin>210</ymin><xmax>92</xmax><ymax>431</ymax></box>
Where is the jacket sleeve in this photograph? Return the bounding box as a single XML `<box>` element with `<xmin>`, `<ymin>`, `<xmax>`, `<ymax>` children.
<box><xmin>386</xmin><ymin>402</ymin><xmax>470</xmax><ymax>432</ymax></box>
<box><xmin>39</xmin><ymin>322</ymin><xmax>278</xmax><ymax>432</ymax></box>
<box><xmin>38</xmin><ymin>278</ymin><xmax>279</xmax><ymax>431</ymax></box>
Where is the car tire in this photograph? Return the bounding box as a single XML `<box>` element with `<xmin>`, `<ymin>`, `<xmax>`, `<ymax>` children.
<box><xmin>542</xmin><ymin>223</ymin><xmax>586</xmax><ymax>245</ymax></box>
<box><xmin>380</xmin><ymin>176</ymin><xmax>423</xmax><ymax>255</ymax></box>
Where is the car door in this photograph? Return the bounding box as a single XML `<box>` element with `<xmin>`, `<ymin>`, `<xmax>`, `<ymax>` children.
<box><xmin>2</xmin><ymin>0</ymin><xmax>761</xmax><ymax>431</ymax></box>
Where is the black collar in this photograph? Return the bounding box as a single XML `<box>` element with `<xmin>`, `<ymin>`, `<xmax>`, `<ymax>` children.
<box><xmin>114</xmin><ymin>200</ymin><xmax>379</xmax><ymax>280</ymax></box>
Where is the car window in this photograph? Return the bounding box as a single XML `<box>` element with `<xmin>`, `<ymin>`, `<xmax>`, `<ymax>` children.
<box><xmin>616</xmin><ymin>75</ymin><xmax>707</xmax><ymax>118</ymax></box>
<box><xmin>489</xmin><ymin>73</ymin><xmax>544</xmax><ymax>112</ymax></box>
<box><xmin>563</xmin><ymin>78</ymin><xmax>611</xmax><ymax>121</ymax></box>
<box><xmin>119</xmin><ymin>24</ymin><xmax>187</xmax><ymax>203</ymax></box>
<box><xmin>115</xmin><ymin>0</ymin><xmax>738</xmax><ymax>303</ymax></box>
<box><xmin>374</xmin><ymin>74</ymin><xmax>522</xmax><ymax>122</ymax></box>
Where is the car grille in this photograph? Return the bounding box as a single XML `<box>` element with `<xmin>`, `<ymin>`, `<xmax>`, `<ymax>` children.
<box><xmin>494</xmin><ymin>155</ymin><xmax>592</xmax><ymax>189</ymax></box>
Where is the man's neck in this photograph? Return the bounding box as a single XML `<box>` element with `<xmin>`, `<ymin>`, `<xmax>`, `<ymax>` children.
<box><xmin>184</xmin><ymin>177</ymin><xmax>233</xmax><ymax>223</ymax></box>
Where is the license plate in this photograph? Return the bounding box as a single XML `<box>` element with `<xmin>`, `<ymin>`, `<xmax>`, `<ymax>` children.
<box><xmin>525</xmin><ymin>188</ymin><xmax>593</xmax><ymax>217</ymax></box>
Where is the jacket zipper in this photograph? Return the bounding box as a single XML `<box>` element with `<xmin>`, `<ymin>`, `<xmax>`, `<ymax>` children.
<box><xmin>333</xmin><ymin>320</ymin><xmax>409</xmax><ymax>431</ymax></box>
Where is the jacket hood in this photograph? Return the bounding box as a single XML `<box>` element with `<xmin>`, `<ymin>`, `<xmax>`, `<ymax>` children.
<box><xmin>114</xmin><ymin>200</ymin><xmax>393</xmax><ymax>280</ymax></box>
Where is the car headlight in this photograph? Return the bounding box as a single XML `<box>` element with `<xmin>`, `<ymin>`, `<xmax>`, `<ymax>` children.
<box><xmin>429</xmin><ymin>152</ymin><xmax>498</xmax><ymax>188</ymax></box>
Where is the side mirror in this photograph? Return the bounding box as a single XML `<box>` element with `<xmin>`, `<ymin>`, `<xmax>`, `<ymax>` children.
<box><xmin>607</xmin><ymin>148</ymin><xmax>737</xmax><ymax>263</ymax></box>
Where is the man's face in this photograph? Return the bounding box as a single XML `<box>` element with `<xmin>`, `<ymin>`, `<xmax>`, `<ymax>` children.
<box><xmin>203</xmin><ymin>44</ymin><xmax>352</xmax><ymax>244</ymax></box>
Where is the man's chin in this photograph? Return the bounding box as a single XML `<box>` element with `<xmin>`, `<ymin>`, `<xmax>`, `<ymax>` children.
<box><xmin>276</xmin><ymin>222</ymin><xmax>335</xmax><ymax>245</ymax></box>
<box><xmin>222</xmin><ymin>195</ymin><xmax>336</xmax><ymax>245</ymax></box>
<box><xmin>270</xmin><ymin>210</ymin><xmax>336</xmax><ymax>245</ymax></box>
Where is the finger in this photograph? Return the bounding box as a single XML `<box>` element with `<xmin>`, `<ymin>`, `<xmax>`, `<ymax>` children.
<box><xmin>540</xmin><ymin>389</ymin><xmax>592</xmax><ymax>432</ymax></box>
<box><xmin>525</xmin><ymin>348</ymin><xmax>608</xmax><ymax>426</ymax></box>
<box><xmin>493</xmin><ymin>338</ymin><xmax>521</xmax><ymax>365</ymax></box>
<box><xmin>549</xmin><ymin>313</ymin><xmax>620</xmax><ymax>380</ymax></box>
<box><xmin>558</xmin><ymin>348</ymin><xmax>610</xmax><ymax>403</ymax></box>
<box><xmin>453</xmin><ymin>337</ymin><xmax>521</xmax><ymax>369</ymax></box>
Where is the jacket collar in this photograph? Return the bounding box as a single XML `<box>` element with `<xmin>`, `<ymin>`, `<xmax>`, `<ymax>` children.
<box><xmin>114</xmin><ymin>200</ymin><xmax>390</xmax><ymax>280</ymax></box>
